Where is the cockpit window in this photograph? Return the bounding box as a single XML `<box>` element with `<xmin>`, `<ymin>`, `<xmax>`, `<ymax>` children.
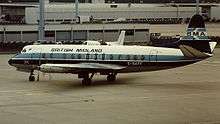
<box><xmin>21</xmin><ymin>49</ymin><xmax>27</xmax><ymax>53</ymax></box>
<box><xmin>82</xmin><ymin>42</ymin><xmax>87</xmax><ymax>45</ymax></box>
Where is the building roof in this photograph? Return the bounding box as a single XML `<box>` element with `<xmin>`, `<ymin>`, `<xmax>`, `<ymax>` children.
<box><xmin>0</xmin><ymin>3</ymin><xmax>37</xmax><ymax>7</ymax></box>
<box><xmin>168</xmin><ymin>3</ymin><xmax>219</xmax><ymax>7</ymax></box>
<box><xmin>0</xmin><ymin>23</ymin><xmax>150</xmax><ymax>32</ymax></box>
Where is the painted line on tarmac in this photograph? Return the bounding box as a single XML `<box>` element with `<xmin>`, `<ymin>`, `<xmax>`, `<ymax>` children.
<box><xmin>137</xmin><ymin>92</ymin><xmax>219</xmax><ymax>101</ymax></box>
<box><xmin>0</xmin><ymin>89</ymin><xmax>51</xmax><ymax>94</ymax></box>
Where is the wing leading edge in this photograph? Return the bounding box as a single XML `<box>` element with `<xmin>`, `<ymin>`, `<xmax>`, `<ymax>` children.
<box><xmin>40</xmin><ymin>63</ymin><xmax>126</xmax><ymax>73</ymax></box>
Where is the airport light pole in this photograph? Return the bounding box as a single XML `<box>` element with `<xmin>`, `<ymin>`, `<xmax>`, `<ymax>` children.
<box><xmin>38</xmin><ymin>0</ymin><xmax>45</xmax><ymax>43</ymax></box>
<box><xmin>75</xmin><ymin>0</ymin><xmax>79</xmax><ymax>18</ymax></box>
<box><xmin>196</xmin><ymin>0</ymin><xmax>199</xmax><ymax>14</ymax></box>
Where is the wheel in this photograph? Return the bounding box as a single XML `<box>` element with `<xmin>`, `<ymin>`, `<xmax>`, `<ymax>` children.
<box><xmin>29</xmin><ymin>75</ymin><xmax>35</xmax><ymax>82</ymax></box>
<box><xmin>107</xmin><ymin>74</ymin><xmax>116</xmax><ymax>82</ymax></box>
<box><xmin>86</xmin><ymin>78</ymin><xmax>92</xmax><ymax>86</ymax></box>
<box><xmin>82</xmin><ymin>78</ymin><xmax>92</xmax><ymax>86</ymax></box>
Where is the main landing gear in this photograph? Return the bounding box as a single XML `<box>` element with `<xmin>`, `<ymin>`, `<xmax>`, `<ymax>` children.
<box><xmin>79</xmin><ymin>73</ymin><xmax>94</xmax><ymax>86</ymax></box>
<box><xmin>28</xmin><ymin>71</ymin><xmax>117</xmax><ymax>85</ymax></box>
<box><xmin>107</xmin><ymin>73</ymin><xmax>116</xmax><ymax>82</ymax></box>
<box><xmin>79</xmin><ymin>73</ymin><xmax>117</xmax><ymax>86</ymax></box>
<box><xmin>29</xmin><ymin>70</ymin><xmax>35</xmax><ymax>82</ymax></box>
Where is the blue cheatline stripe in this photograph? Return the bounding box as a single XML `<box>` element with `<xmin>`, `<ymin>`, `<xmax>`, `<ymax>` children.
<box><xmin>181</xmin><ymin>36</ymin><xmax>210</xmax><ymax>40</ymax></box>
<box><xmin>14</xmin><ymin>53</ymin><xmax>185</xmax><ymax>62</ymax></box>
<box><xmin>187</xmin><ymin>28</ymin><xmax>206</xmax><ymax>32</ymax></box>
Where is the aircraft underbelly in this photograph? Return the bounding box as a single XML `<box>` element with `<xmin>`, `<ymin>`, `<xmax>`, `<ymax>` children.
<box><xmin>10</xmin><ymin>59</ymin><xmax>198</xmax><ymax>73</ymax></box>
<box><xmin>118</xmin><ymin>61</ymin><xmax>196</xmax><ymax>73</ymax></box>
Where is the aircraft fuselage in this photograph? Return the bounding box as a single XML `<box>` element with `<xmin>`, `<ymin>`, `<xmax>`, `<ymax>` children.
<box><xmin>8</xmin><ymin>44</ymin><xmax>200</xmax><ymax>73</ymax></box>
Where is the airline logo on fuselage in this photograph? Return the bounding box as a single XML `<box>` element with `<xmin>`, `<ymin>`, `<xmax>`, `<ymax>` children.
<box><xmin>187</xmin><ymin>28</ymin><xmax>207</xmax><ymax>37</ymax></box>
<box><xmin>51</xmin><ymin>48</ymin><xmax>102</xmax><ymax>53</ymax></box>
<box><xmin>187</xmin><ymin>31</ymin><xmax>207</xmax><ymax>36</ymax></box>
<box><xmin>76</xmin><ymin>48</ymin><xmax>102</xmax><ymax>53</ymax></box>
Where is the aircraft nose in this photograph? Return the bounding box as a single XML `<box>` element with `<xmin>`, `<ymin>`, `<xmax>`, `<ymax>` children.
<box><xmin>8</xmin><ymin>59</ymin><xmax>13</xmax><ymax>66</ymax></box>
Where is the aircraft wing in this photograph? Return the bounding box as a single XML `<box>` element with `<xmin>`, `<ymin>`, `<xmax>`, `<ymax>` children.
<box><xmin>40</xmin><ymin>63</ymin><xmax>126</xmax><ymax>73</ymax></box>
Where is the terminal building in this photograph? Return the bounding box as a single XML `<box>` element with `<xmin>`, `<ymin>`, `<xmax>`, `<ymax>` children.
<box><xmin>0</xmin><ymin>23</ymin><xmax>150</xmax><ymax>44</ymax></box>
<box><xmin>0</xmin><ymin>0</ymin><xmax>219</xmax><ymax>3</ymax></box>
<box><xmin>0</xmin><ymin>0</ymin><xmax>220</xmax><ymax>44</ymax></box>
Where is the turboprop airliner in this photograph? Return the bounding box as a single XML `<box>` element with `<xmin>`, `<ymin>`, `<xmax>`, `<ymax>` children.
<box><xmin>8</xmin><ymin>14</ymin><xmax>217</xmax><ymax>85</ymax></box>
<box><xmin>82</xmin><ymin>30</ymin><xmax>125</xmax><ymax>45</ymax></box>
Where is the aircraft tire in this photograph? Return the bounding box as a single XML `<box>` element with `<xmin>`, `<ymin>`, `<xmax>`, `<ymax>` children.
<box><xmin>29</xmin><ymin>75</ymin><xmax>35</xmax><ymax>82</ymax></box>
<box><xmin>82</xmin><ymin>78</ymin><xmax>92</xmax><ymax>86</ymax></box>
<box><xmin>107</xmin><ymin>74</ymin><xmax>116</xmax><ymax>82</ymax></box>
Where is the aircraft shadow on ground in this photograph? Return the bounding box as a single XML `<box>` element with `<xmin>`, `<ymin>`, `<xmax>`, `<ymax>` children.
<box><xmin>29</xmin><ymin>76</ymin><xmax>137</xmax><ymax>91</ymax></box>
<box><xmin>16</xmin><ymin>73</ymin><xmax>218</xmax><ymax>92</ymax></box>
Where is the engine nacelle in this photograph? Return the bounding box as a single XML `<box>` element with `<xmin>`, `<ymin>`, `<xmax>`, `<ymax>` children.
<box><xmin>82</xmin><ymin>40</ymin><xmax>101</xmax><ymax>45</ymax></box>
<box><xmin>40</xmin><ymin>65</ymin><xmax>67</xmax><ymax>73</ymax></box>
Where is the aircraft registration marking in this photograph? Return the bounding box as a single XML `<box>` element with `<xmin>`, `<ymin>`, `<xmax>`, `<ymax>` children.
<box><xmin>127</xmin><ymin>62</ymin><xmax>142</xmax><ymax>66</ymax></box>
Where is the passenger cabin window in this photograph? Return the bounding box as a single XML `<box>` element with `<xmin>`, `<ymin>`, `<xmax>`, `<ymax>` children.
<box><xmin>94</xmin><ymin>54</ymin><xmax>98</xmax><ymax>60</ymax></box>
<box><xmin>31</xmin><ymin>53</ymin><xmax>39</xmax><ymax>59</ymax></box>
<box><xmin>78</xmin><ymin>54</ymin><xmax>81</xmax><ymax>59</ymax></box>
<box><xmin>141</xmin><ymin>55</ymin><xmax>145</xmax><ymax>60</ymax></box>
<box><xmin>45</xmin><ymin>53</ymin><xmax>51</xmax><ymax>59</ymax></box>
<box><xmin>71</xmin><ymin>54</ymin><xmax>75</xmax><ymax>59</ymax></box>
<box><xmin>102</xmin><ymin>54</ymin><xmax>105</xmax><ymax>60</ymax></box>
<box><xmin>50</xmin><ymin>53</ymin><xmax>53</xmax><ymax>58</ymax></box>
<box><xmin>109</xmin><ymin>55</ymin><xmax>113</xmax><ymax>60</ymax></box>
<box><xmin>63</xmin><ymin>53</ymin><xmax>66</xmax><ymax>59</ymax></box>
<box><xmin>21</xmin><ymin>53</ymin><xmax>31</xmax><ymax>58</ymax></box>
<box><xmin>41</xmin><ymin>53</ymin><xmax>46</xmax><ymax>58</ymax></box>
<box><xmin>86</xmin><ymin>53</ymin><xmax>90</xmax><ymax>60</ymax></box>
<box><xmin>118</xmin><ymin>55</ymin><xmax>122</xmax><ymax>60</ymax></box>
<box><xmin>133</xmin><ymin>55</ymin><xmax>138</xmax><ymax>60</ymax></box>
<box><xmin>52</xmin><ymin>53</ymin><xmax>59</xmax><ymax>59</ymax></box>
<box><xmin>66</xmin><ymin>54</ymin><xmax>71</xmax><ymax>59</ymax></box>
<box><xmin>126</xmin><ymin>55</ymin><xmax>130</xmax><ymax>60</ymax></box>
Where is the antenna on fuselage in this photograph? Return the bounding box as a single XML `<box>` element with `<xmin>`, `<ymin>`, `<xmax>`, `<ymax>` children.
<box><xmin>75</xmin><ymin>0</ymin><xmax>79</xmax><ymax>18</ymax></box>
<box><xmin>37</xmin><ymin>0</ymin><xmax>45</xmax><ymax>44</ymax></box>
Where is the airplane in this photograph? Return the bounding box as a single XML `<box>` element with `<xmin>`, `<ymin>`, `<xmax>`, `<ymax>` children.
<box><xmin>82</xmin><ymin>30</ymin><xmax>125</xmax><ymax>45</ymax></box>
<box><xmin>8</xmin><ymin>14</ymin><xmax>217</xmax><ymax>86</ymax></box>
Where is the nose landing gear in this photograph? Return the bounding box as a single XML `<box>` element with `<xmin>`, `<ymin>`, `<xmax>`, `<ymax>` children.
<box><xmin>29</xmin><ymin>70</ymin><xmax>35</xmax><ymax>82</ymax></box>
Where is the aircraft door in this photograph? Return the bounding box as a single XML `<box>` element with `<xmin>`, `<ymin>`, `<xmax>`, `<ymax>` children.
<box><xmin>39</xmin><ymin>52</ymin><xmax>44</xmax><ymax>65</ymax></box>
<box><xmin>38</xmin><ymin>48</ymin><xmax>45</xmax><ymax>65</ymax></box>
<box><xmin>149</xmin><ymin>50</ymin><xmax>158</xmax><ymax>62</ymax></box>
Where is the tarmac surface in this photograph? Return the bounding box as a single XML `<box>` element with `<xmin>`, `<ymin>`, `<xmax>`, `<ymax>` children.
<box><xmin>0</xmin><ymin>49</ymin><xmax>220</xmax><ymax>124</ymax></box>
